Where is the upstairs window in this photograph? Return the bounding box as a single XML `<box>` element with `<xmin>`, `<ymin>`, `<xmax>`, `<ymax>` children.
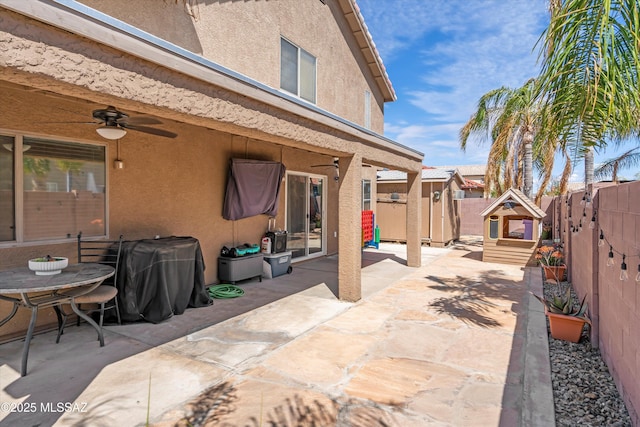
<box><xmin>281</xmin><ymin>38</ymin><xmax>316</xmax><ymax>103</ymax></box>
<box><xmin>364</xmin><ymin>90</ymin><xmax>371</xmax><ymax>129</ymax></box>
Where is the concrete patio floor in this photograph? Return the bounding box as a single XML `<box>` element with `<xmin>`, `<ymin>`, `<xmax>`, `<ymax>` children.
<box><xmin>0</xmin><ymin>238</ymin><xmax>554</xmax><ymax>426</ymax></box>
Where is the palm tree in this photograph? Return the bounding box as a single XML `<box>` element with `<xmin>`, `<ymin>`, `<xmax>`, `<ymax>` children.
<box><xmin>594</xmin><ymin>147</ymin><xmax>640</xmax><ymax>182</ymax></box>
<box><xmin>460</xmin><ymin>79</ymin><xmax>563</xmax><ymax>201</ymax></box>
<box><xmin>537</xmin><ymin>0</ymin><xmax>640</xmax><ymax>148</ymax></box>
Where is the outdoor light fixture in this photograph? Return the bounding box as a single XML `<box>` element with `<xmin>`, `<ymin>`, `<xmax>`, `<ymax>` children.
<box><xmin>114</xmin><ymin>139</ymin><xmax>124</xmax><ymax>169</ymax></box>
<box><xmin>589</xmin><ymin>211</ymin><xmax>596</xmax><ymax>229</ymax></box>
<box><xmin>607</xmin><ymin>246</ymin><xmax>615</xmax><ymax>267</ymax></box>
<box><xmin>636</xmin><ymin>264</ymin><xmax>640</xmax><ymax>283</ymax></box>
<box><xmin>96</xmin><ymin>126</ymin><xmax>127</xmax><ymax>140</ymax></box>
<box><xmin>620</xmin><ymin>255</ymin><xmax>629</xmax><ymax>281</ymax></box>
<box><xmin>433</xmin><ymin>191</ymin><xmax>441</xmax><ymax>202</ymax></box>
<box><xmin>598</xmin><ymin>230</ymin><xmax>605</xmax><ymax>247</ymax></box>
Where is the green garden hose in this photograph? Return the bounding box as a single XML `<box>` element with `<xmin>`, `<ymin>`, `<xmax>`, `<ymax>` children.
<box><xmin>208</xmin><ymin>284</ymin><xmax>245</xmax><ymax>299</ymax></box>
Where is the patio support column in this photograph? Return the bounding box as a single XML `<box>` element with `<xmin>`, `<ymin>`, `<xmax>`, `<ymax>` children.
<box><xmin>338</xmin><ymin>154</ymin><xmax>362</xmax><ymax>302</ymax></box>
<box><xmin>405</xmin><ymin>170</ymin><xmax>422</xmax><ymax>267</ymax></box>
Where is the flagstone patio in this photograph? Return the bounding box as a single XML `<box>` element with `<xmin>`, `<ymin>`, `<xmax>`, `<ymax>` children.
<box><xmin>0</xmin><ymin>239</ymin><xmax>553</xmax><ymax>426</ymax></box>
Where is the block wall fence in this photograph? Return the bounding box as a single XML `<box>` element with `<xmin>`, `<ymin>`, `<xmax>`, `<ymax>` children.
<box><xmin>458</xmin><ymin>186</ymin><xmax>638</xmax><ymax>424</ymax></box>
<box><xmin>549</xmin><ymin>181</ymin><xmax>639</xmax><ymax>426</ymax></box>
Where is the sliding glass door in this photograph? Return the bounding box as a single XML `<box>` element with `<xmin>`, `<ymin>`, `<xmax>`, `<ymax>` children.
<box><xmin>286</xmin><ymin>172</ymin><xmax>326</xmax><ymax>260</ymax></box>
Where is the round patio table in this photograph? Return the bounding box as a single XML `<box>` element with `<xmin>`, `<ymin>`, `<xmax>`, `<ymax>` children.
<box><xmin>0</xmin><ymin>263</ymin><xmax>114</xmax><ymax>376</ymax></box>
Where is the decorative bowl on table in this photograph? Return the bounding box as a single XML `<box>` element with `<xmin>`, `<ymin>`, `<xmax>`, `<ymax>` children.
<box><xmin>28</xmin><ymin>256</ymin><xmax>68</xmax><ymax>275</ymax></box>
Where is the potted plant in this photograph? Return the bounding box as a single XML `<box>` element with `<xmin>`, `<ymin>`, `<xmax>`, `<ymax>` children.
<box><xmin>532</xmin><ymin>287</ymin><xmax>590</xmax><ymax>343</ymax></box>
<box><xmin>536</xmin><ymin>244</ymin><xmax>566</xmax><ymax>282</ymax></box>
<box><xmin>28</xmin><ymin>255</ymin><xmax>69</xmax><ymax>275</ymax></box>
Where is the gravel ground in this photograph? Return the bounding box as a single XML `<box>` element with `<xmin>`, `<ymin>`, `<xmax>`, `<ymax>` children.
<box><xmin>543</xmin><ymin>280</ymin><xmax>632</xmax><ymax>427</ymax></box>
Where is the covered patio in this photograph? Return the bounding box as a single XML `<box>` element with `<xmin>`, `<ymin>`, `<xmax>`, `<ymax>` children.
<box><xmin>0</xmin><ymin>240</ymin><xmax>553</xmax><ymax>426</ymax></box>
<box><xmin>0</xmin><ymin>1</ymin><xmax>424</xmax><ymax>343</ymax></box>
<box><xmin>1</xmin><ymin>243</ymin><xmax>451</xmax><ymax>424</ymax></box>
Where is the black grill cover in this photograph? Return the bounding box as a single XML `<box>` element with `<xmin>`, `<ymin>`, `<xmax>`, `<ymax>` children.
<box><xmin>116</xmin><ymin>236</ymin><xmax>212</xmax><ymax>323</ymax></box>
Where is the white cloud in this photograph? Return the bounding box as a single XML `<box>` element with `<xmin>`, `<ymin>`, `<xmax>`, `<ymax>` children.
<box><xmin>384</xmin><ymin>121</ymin><xmax>490</xmax><ymax>165</ymax></box>
<box><xmin>358</xmin><ymin>0</ymin><xmax>550</xmax><ymax>167</ymax></box>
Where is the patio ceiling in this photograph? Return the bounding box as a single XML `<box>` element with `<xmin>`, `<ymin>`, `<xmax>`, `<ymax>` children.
<box><xmin>0</xmin><ymin>1</ymin><xmax>422</xmax><ymax>172</ymax></box>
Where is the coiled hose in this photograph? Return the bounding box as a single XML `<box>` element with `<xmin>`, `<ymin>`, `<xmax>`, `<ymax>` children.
<box><xmin>208</xmin><ymin>284</ymin><xmax>245</xmax><ymax>299</ymax></box>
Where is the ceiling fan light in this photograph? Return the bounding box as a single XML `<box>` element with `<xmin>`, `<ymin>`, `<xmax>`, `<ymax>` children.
<box><xmin>96</xmin><ymin>126</ymin><xmax>127</xmax><ymax>140</ymax></box>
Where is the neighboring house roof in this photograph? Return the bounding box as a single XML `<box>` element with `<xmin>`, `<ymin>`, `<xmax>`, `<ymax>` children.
<box><xmin>565</xmin><ymin>182</ymin><xmax>586</xmax><ymax>192</ymax></box>
<box><xmin>461</xmin><ymin>178</ymin><xmax>484</xmax><ymax>190</ymax></box>
<box><xmin>341</xmin><ymin>0</ymin><xmax>396</xmax><ymax>102</ymax></box>
<box><xmin>480</xmin><ymin>188</ymin><xmax>546</xmax><ymax>218</ymax></box>
<box><xmin>378</xmin><ymin>167</ymin><xmax>465</xmax><ymax>183</ymax></box>
<box><xmin>438</xmin><ymin>164</ymin><xmax>487</xmax><ymax>178</ymax></box>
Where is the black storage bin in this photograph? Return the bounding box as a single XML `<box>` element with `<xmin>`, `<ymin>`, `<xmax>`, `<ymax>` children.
<box><xmin>265</xmin><ymin>231</ymin><xmax>288</xmax><ymax>253</ymax></box>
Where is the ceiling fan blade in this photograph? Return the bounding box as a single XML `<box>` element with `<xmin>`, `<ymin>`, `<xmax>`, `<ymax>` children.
<box><xmin>118</xmin><ymin>116</ymin><xmax>163</xmax><ymax>126</ymax></box>
<box><xmin>41</xmin><ymin>120</ymin><xmax>101</xmax><ymax>124</ymax></box>
<box><xmin>123</xmin><ymin>124</ymin><xmax>177</xmax><ymax>138</ymax></box>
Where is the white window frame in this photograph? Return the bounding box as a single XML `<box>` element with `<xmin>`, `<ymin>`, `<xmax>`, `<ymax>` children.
<box><xmin>364</xmin><ymin>90</ymin><xmax>371</xmax><ymax>129</ymax></box>
<box><xmin>280</xmin><ymin>37</ymin><xmax>317</xmax><ymax>104</ymax></box>
<box><xmin>362</xmin><ymin>179</ymin><xmax>371</xmax><ymax>211</ymax></box>
<box><xmin>0</xmin><ymin>131</ymin><xmax>108</xmax><ymax>246</ymax></box>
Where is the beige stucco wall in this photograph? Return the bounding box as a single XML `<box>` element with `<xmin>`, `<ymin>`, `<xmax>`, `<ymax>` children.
<box><xmin>0</xmin><ymin>83</ymin><xmax>341</xmax><ymax>341</ymax></box>
<box><xmin>77</xmin><ymin>0</ymin><xmax>386</xmax><ymax>133</ymax></box>
<box><xmin>0</xmin><ymin>5</ymin><xmax>422</xmax><ymax>340</ymax></box>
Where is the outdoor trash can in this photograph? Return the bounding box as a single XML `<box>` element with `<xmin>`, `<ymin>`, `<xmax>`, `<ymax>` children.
<box><xmin>218</xmin><ymin>253</ymin><xmax>263</xmax><ymax>284</ymax></box>
<box><xmin>263</xmin><ymin>251</ymin><xmax>292</xmax><ymax>279</ymax></box>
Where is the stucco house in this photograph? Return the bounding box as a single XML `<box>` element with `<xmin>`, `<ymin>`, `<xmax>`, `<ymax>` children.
<box><xmin>0</xmin><ymin>0</ymin><xmax>424</xmax><ymax>341</ymax></box>
<box><xmin>376</xmin><ymin>167</ymin><xmax>463</xmax><ymax>247</ymax></box>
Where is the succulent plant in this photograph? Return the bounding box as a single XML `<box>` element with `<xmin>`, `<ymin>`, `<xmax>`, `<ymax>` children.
<box><xmin>532</xmin><ymin>288</ymin><xmax>590</xmax><ymax>322</ymax></box>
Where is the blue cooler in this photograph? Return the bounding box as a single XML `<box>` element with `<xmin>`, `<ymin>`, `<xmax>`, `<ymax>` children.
<box><xmin>262</xmin><ymin>251</ymin><xmax>292</xmax><ymax>278</ymax></box>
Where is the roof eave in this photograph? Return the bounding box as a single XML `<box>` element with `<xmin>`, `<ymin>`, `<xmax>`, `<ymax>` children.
<box><xmin>339</xmin><ymin>0</ymin><xmax>396</xmax><ymax>102</ymax></box>
<box><xmin>0</xmin><ymin>0</ymin><xmax>420</xmax><ymax>160</ymax></box>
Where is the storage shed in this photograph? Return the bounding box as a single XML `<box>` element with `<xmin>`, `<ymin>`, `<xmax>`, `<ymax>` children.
<box><xmin>480</xmin><ymin>188</ymin><xmax>546</xmax><ymax>266</ymax></box>
<box><xmin>376</xmin><ymin>167</ymin><xmax>464</xmax><ymax>247</ymax></box>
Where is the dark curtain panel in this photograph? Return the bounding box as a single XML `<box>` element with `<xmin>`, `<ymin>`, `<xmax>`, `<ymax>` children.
<box><xmin>223</xmin><ymin>158</ymin><xmax>286</xmax><ymax>220</ymax></box>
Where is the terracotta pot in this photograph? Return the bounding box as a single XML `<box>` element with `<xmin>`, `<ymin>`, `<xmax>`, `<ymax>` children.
<box><xmin>542</xmin><ymin>265</ymin><xmax>566</xmax><ymax>281</ymax></box>
<box><xmin>546</xmin><ymin>310</ymin><xmax>588</xmax><ymax>343</ymax></box>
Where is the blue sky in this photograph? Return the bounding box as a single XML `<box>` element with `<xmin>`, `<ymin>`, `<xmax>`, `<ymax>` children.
<box><xmin>357</xmin><ymin>0</ymin><xmax>639</xmax><ymax>183</ymax></box>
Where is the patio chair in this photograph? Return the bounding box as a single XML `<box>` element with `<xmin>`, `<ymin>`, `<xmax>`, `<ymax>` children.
<box><xmin>56</xmin><ymin>233</ymin><xmax>123</xmax><ymax>343</ymax></box>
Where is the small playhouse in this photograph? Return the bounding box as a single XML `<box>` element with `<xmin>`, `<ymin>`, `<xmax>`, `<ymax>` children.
<box><xmin>480</xmin><ymin>188</ymin><xmax>546</xmax><ymax>266</ymax></box>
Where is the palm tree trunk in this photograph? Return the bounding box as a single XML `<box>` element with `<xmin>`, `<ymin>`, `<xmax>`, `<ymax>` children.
<box><xmin>523</xmin><ymin>131</ymin><xmax>534</xmax><ymax>198</ymax></box>
<box><xmin>585</xmin><ymin>147</ymin><xmax>594</xmax><ymax>186</ymax></box>
<box><xmin>559</xmin><ymin>147</ymin><xmax>572</xmax><ymax>195</ymax></box>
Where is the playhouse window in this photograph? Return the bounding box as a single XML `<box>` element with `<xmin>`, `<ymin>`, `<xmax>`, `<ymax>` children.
<box><xmin>502</xmin><ymin>215</ymin><xmax>534</xmax><ymax>240</ymax></box>
<box><xmin>489</xmin><ymin>216</ymin><xmax>499</xmax><ymax>239</ymax></box>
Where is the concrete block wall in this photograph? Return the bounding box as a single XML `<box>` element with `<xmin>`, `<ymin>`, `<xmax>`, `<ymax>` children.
<box><xmin>459</xmin><ymin>198</ymin><xmax>494</xmax><ymax>235</ymax></box>
<box><xmin>555</xmin><ymin>181</ymin><xmax>640</xmax><ymax>426</ymax></box>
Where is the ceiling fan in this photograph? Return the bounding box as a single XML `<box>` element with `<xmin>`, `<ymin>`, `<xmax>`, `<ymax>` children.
<box><xmin>311</xmin><ymin>158</ymin><xmax>340</xmax><ymax>180</ymax></box>
<box><xmin>311</xmin><ymin>158</ymin><xmax>373</xmax><ymax>181</ymax></box>
<box><xmin>68</xmin><ymin>105</ymin><xmax>177</xmax><ymax>140</ymax></box>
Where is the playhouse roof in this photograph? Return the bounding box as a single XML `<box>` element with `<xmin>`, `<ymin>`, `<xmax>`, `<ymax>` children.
<box><xmin>480</xmin><ymin>188</ymin><xmax>546</xmax><ymax>218</ymax></box>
